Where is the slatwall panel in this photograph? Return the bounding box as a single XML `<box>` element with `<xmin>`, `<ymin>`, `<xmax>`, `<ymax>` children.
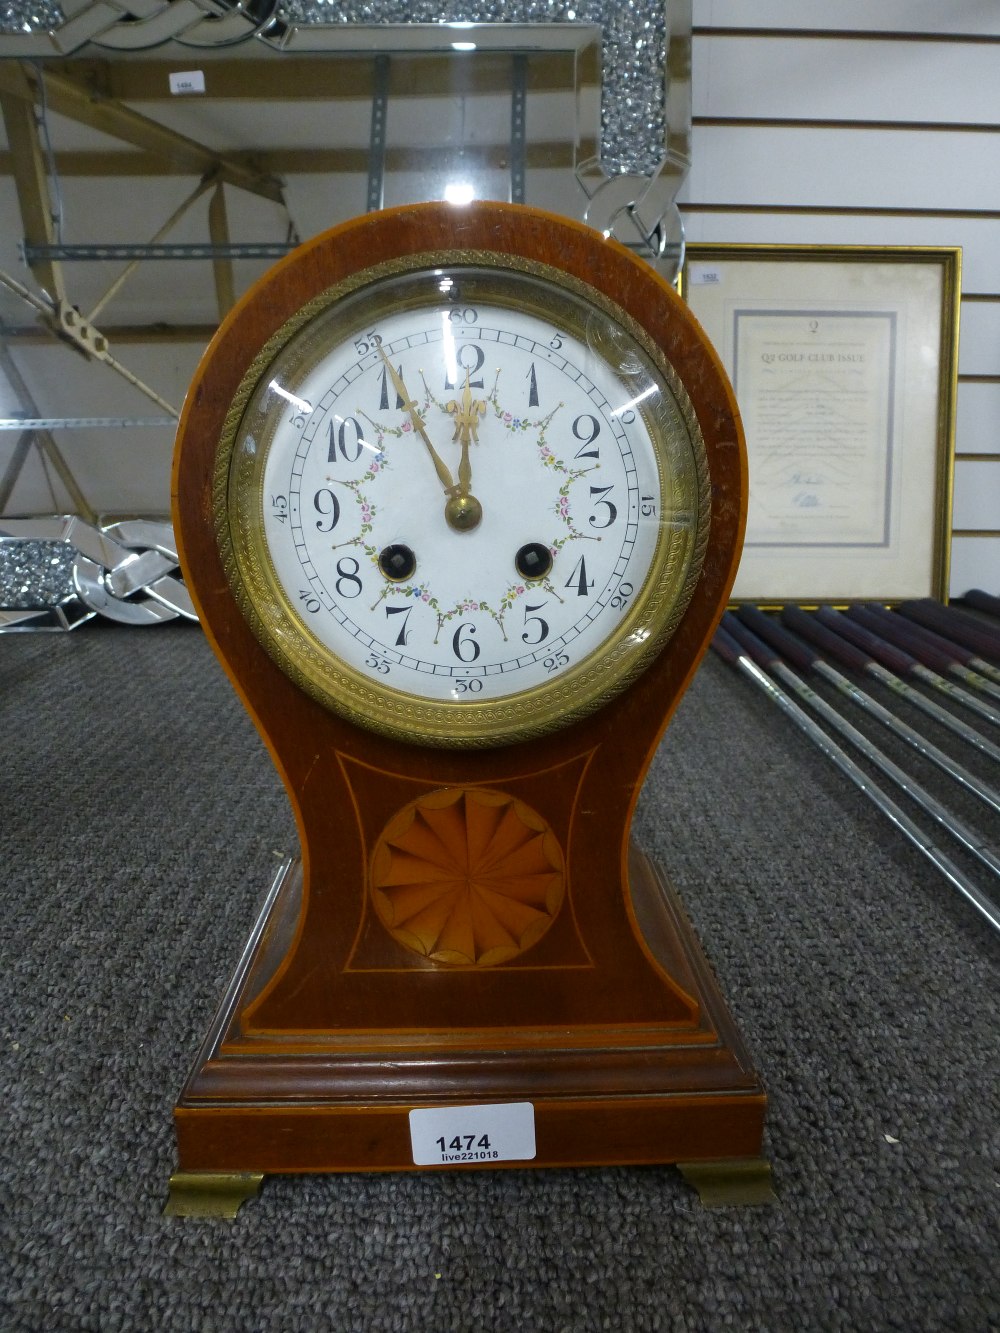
<box><xmin>684</xmin><ymin>3</ymin><xmax>1000</xmax><ymax>596</ymax></box>
<box><xmin>694</xmin><ymin>0</ymin><xmax>1000</xmax><ymax>37</ymax></box>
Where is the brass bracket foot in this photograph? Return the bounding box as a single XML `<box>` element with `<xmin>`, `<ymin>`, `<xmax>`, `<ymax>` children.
<box><xmin>164</xmin><ymin>1171</ymin><xmax>265</xmax><ymax>1218</ymax></box>
<box><xmin>677</xmin><ymin>1157</ymin><xmax>777</xmax><ymax>1208</ymax></box>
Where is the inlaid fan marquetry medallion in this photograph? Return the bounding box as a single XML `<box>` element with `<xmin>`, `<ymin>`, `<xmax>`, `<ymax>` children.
<box><xmin>370</xmin><ymin>787</ymin><xmax>566</xmax><ymax>967</ymax></box>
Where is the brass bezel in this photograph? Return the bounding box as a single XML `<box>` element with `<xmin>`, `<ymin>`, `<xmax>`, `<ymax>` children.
<box><xmin>215</xmin><ymin>250</ymin><xmax>711</xmax><ymax>747</ymax></box>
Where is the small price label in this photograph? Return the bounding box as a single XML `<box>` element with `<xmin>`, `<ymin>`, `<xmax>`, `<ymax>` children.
<box><xmin>169</xmin><ymin>70</ymin><xmax>206</xmax><ymax>96</ymax></box>
<box><xmin>409</xmin><ymin>1101</ymin><xmax>536</xmax><ymax>1166</ymax></box>
<box><xmin>688</xmin><ymin>264</ymin><xmax>723</xmax><ymax>286</ymax></box>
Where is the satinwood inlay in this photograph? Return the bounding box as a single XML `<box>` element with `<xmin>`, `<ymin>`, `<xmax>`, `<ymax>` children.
<box><xmin>370</xmin><ymin>787</ymin><xmax>565</xmax><ymax>967</ymax></box>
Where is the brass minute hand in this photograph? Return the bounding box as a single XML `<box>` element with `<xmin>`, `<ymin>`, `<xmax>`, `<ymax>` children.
<box><xmin>377</xmin><ymin>346</ymin><xmax>457</xmax><ymax>496</ymax></box>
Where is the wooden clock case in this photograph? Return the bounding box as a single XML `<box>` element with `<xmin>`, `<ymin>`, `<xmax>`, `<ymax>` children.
<box><xmin>170</xmin><ymin>201</ymin><xmax>766</xmax><ymax>1193</ymax></box>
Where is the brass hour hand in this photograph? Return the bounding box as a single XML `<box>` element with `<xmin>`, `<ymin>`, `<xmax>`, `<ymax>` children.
<box><xmin>377</xmin><ymin>346</ymin><xmax>457</xmax><ymax>496</ymax></box>
<box><xmin>446</xmin><ymin>369</ymin><xmax>487</xmax><ymax>498</ymax></box>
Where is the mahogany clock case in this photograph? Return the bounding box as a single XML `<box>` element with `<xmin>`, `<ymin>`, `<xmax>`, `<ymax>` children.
<box><xmin>170</xmin><ymin>201</ymin><xmax>761</xmax><ymax>1177</ymax></box>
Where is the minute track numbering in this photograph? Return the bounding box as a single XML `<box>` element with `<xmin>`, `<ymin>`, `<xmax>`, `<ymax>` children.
<box><xmin>262</xmin><ymin>298</ymin><xmax>666</xmax><ymax>704</ymax></box>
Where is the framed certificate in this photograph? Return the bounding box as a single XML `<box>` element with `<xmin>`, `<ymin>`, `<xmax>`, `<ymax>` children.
<box><xmin>682</xmin><ymin>245</ymin><xmax>961</xmax><ymax>603</ymax></box>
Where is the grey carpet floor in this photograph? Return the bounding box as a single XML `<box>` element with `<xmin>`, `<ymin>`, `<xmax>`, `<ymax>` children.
<box><xmin>2</xmin><ymin>623</ymin><xmax>997</xmax><ymax>1332</ymax></box>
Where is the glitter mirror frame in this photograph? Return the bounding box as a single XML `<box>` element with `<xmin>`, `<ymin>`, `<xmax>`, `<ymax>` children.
<box><xmin>0</xmin><ymin>1</ymin><xmax>692</xmax><ymax>623</ymax></box>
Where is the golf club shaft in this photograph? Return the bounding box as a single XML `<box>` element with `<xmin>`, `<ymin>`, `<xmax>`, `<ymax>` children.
<box><xmin>738</xmin><ymin>606</ymin><xmax>1000</xmax><ymax>816</ymax></box>
<box><xmin>898</xmin><ymin>599</ymin><xmax>1000</xmax><ymax>679</ymax></box>
<box><xmin>964</xmin><ymin>589</ymin><xmax>1000</xmax><ymax>621</ymax></box>
<box><xmin>712</xmin><ymin>625</ymin><xmax>1000</xmax><ymax>935</ymax></box>
<box><xmin>866</xmin><ymin>605</ymin><xmax>1000</xmax><ymax>702</ymax></box>
<box><xmin>816</xmin><ymin>607</ymin><xmax>1000</xmax><ymax>764</ymax></box>
<box><xmin>847</xmin><ymin>606</ymin><xmax>1000</xmax><ymax>729</ymax></box>
<box><xmin>721</xmin><ymin>615</ymin><xmax>1000</xmax><ymax>882</ymax></box>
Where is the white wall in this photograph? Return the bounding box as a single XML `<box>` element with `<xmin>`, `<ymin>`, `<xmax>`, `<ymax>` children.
<box><xmin>684</xmin><ymin>1</ymin><xmax>1000</xmax><ymax>596</ymax></box>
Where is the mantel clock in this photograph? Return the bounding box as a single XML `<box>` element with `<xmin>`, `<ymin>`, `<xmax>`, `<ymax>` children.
<box><xmin>168</xmin><ymin>200</ymin><xmax>769</xmax><ymax>1213</ymax></box>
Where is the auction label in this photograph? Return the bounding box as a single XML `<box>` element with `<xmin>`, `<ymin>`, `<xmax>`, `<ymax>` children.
<box><xmin>687</xmin><ymin>263</ymin><xmax>723</xmax><ymax>286</ymax></box>
<box><xmin>408</xmin><ymin>1102</ymin><xmax>536</xmax><ymax>1166</ymax></box>
<box><xmin>169</xmin><ymin>70</ymin><xmax>206</xmax><ymax>95</ymax></box>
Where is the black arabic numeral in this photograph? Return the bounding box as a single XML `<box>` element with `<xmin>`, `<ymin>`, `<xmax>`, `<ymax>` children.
<box><xmin>521</xmin><ymin>601</ymin><xmax>549</xmax><ymax>645</ymax></box>
<box><xmin>335</xmin><ymin>556</ymin><xmax>363</xmax><ymax>599</ymax></box>
<box><xmin>270</xmin><ymin>494</ymin><xmax>288</xmax><ymax>524</ymax></box>
<box><xmin>572</xmin><ymin>414</ymin><xmax>601</xmax><ymax>460</ymax></box>
<box><xmin>526</xmin><ymin>362</ymin><xmax>540</xmax><ymax>407</ymax></box>
<box><xmin>640</xmin><ymin>494</ymin><xmax>657</xmax><ymax>518</ymax></box>
<box><xmin>385</xmin><ymin>604</ymin><xmax>412</xmax><ymax>646</ymax></box>
<box><xmin>353</xmin><ymin>331</ymin><xmax>382</xmax><ymax>355</ymax></box>
<box><xmin>452</xmin><ymin>621</ymin><xmax>480</xmax><ymax>662</ymax></box>
<box><xmin>444</xmin><ymin>343</ymin><xmax>485</xmax><ymax>391</ymax></box>
<box><xmin>377</xmin><ymin>365</ymin><xmax>406</xmax><ymax>411</ymax></box>
<box><xmin>610</xmin><ymin>581</ymin><xmax>634</xmax><ymax>611</ymax></box>
<box><xmin>299</xmin><ymin>588</ymin><xmax>321</xmax><ymax>614</ymax></box>
<box><xmin>313</xmin><ymin>488</ymin><xmax>340</xmax><ymax>532</ymax></box>
<box><xmin>565</xmin><ymin>555</ymin><xmax>593</xmax><ymax>596</ymax></box>
<box><xmin>327</xmin><ymin>416</ymin><xmax>365</xmax><ymax>463</ymax></box>
<box><xmin>589</xmin><ymin>484</ymin><xmax>617</xmax><ymax>529</ymax></box>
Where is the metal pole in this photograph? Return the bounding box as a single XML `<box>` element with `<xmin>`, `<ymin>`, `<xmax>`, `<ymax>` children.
<box><xmin>712</xmin><ymin>623</ymin><xmax>1000</xmax><ymax>936</ymax></box>
<box><xmin>896</xmin><ymin>599</ymin><xmax>1000</xmax><ymax>687</ymax></box>
<box><xmin>848</xmin><ymin>605</ymin><xmax>1000</xmax><ymax>726</ymax></box>
<box><xmin>965</xmin><ymin>589</ymin><xmax>1000</xmax><ymax>621</ymax></box>
<box><xmin>735</xmin><ymin>606</ymin><xmax>1000</xmax><ymax>816</ymax></box>
<box><xmin>366</xmin><ymin>54</ymin><xmax>390</xmax><ymax>214</ymax></box>
<box><xmin>86</xmin><ymin>176</ymin><xmax>213</xmax><ymax>323</ymax></box>
<box><xmin>825</xmin><ymin>607</ymin><xmax>1000</xmax><ymax>759</ymax></box>
<box><xmin>510</xmin><ymin>53</ymin><xmax>527</xmax><ymax>205</ymax></box>
<box><xmin>721</xmin><ymin>614</ymin><xmax>1000</xmax><ymax>883</ymax></box>
<box><xmin>0</xmin><ymin>268</ymin><xmax>179</xmax><ymax>419</ymax></box>
<box><xmin>857</xmin><ymin>600</ymin><xmax>1000</xmax><ymax>702</ymax></box>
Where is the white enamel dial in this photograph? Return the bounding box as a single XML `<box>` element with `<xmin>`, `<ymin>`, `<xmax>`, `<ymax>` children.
<box><xmin>225</xmin><ymin>260</ymin><xmax>708</xmax><ymax>745</ymax></box>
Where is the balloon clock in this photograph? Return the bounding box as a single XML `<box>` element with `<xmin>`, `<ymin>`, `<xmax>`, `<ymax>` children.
<box><xmin>168</xmin><ymin>201</ymin><xmax>768</xmax><ymax>1214</ymax></box>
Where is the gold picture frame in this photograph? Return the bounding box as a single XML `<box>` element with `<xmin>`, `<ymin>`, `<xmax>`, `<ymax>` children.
<box><xmin>682</xmin><ymin>244</ymin><xmax>961</xmax><ymax>604</ymax></box>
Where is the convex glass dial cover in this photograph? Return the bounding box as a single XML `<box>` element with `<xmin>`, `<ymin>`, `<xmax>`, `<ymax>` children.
<box><xmin>220</xmin><ymin>254</ymin><xmax>710</xmax><ymax>746</ymax></box>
